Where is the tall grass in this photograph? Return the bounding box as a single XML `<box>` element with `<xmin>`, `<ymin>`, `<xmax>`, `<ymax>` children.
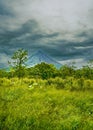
<box><xmin>0</xmin><ymin>77</ymin><xmax>93</xmax><ymax>130</ymax></box>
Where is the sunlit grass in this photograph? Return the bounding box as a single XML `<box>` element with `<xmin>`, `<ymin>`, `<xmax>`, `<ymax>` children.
<box><xmin>0</xmin><ymin>78</ymin><xmax>93</xmax><ymax>130</ymax></box>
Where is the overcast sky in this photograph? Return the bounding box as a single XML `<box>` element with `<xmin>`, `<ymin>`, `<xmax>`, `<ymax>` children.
<box><xmin>0</xmin><ymin>0</ymin><xmax>93</xmax><ymax>68</ymax></box>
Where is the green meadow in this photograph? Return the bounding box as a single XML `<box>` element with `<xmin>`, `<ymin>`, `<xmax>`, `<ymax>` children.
<box><xmin>0</xmin><ymin>77</ymin><xmax>93</xmax><ymax>130</ymax></box>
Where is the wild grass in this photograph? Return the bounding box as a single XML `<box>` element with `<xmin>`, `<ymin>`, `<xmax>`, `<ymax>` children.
<box><xmin>0</xmin><ymin>77</ymin><xmax>93</xmax><ymax>130</ymax></box>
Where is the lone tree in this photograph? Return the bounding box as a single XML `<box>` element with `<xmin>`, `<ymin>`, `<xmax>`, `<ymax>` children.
<box><xmin>9</xmin><ymin>48</ymin><xmax>28</xmax><ymax>78</ymax></box>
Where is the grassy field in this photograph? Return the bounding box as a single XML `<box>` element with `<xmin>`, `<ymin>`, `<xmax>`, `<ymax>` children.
<box><xmin>0</xmin><ymin>78</ymin><xmax>93</xmax><ymax>130</ymax></box>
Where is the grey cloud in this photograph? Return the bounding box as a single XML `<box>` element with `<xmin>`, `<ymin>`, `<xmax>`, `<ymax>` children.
<box><xmin>0</xmin><ymin>1</ymin><xmax>14</xmax><ymax>16</ymax></box>
<box><xmin>0</xmin><ymin>19</ymin><xmax>93</xmax><ymax>63</ymax></box>
<box><xmin>0</xmin><ymin>19</ymin><xmax>60</xmax><ymax>44</ymax></box>
<box><xmin>0</xmin><ymin>19</ymin><xmax>60</xmax><ymax>57</ymax></box>
<box><xmin>0</xmin><ymin>0</ymin><xmax>93</xmax><ymax>68</ymax></box>
<box><xmin>0</xmin><ymin>20</ymin><xmax>39</xmax><ymax>45</ymax></box>
<box><xmin>43</xmin><ymin>34</ymin><xmax>93</xmax><ymax>62</ymax></box>
<box><xmin>76</xmin><ymin>31</ymin><xmax>88</xmax><ymax>38</ymax></box>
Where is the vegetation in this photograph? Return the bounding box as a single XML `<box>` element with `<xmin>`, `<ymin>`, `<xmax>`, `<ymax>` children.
<box><xmin>8</xmin><ymin>48</ymin><xmax>28</xmax><ymax>78</ymax></box>
<box><xmin>0</xmin><ymin>78</ymin><xmax>93</xmax><ymax>130</ymax></box>
<box><xmin>27</xmin><ymin>62</ymin><xmax>57</xmax><ymax>79</ymax></box>
<box><xmin>0</xmin><ymin>49</ymin><xmax>93</xmax><ymax>80</ymax></box>
<box><xmin>0</xmin><ymin>49</ymin><xmax>93</xmax><ymax>129</ymax></box>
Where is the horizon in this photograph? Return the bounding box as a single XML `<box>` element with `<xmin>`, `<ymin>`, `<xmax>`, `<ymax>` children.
<box><xmin>0</xmin><ymin>0</ymin><xmax>93</xmax><ymax>68</ymax></box>
<box><xmin>0</xmin><ymin>49</ymin><xmax>91</xmax><ymax>70</ymax></box>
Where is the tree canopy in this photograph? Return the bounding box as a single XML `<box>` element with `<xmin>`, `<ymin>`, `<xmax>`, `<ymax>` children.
<box><xmin>9</xmin><ymin>48</ymin><xmax>28</xmax><ymax>78</ymax></box>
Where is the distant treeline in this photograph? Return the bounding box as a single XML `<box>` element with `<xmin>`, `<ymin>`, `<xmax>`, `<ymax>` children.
<box><xmin>0</xmin><ymin>48</ymin><xmax>93</xmax><ymax>79</ymax></box>
<box><xmin>0</xmin><ymin>62</ymin><xmax>93</xmax><ymax>80</ymax></box>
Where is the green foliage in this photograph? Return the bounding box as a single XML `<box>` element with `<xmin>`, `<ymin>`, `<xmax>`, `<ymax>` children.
<box><xmin>75</xmin><ymin>66</ymin><xmax>93</xmax><ymax>79</ymax></box>
<box><xmin>59</xmin><ymin>65</ymin><xmax>75</xmax><ymax>78</ymax></box>
<box><xmin>9</xmin><ymin>48</ymin><xmax>28</xmax><ymax>78</ymax></box>
<box><xmin>0</xmin><ymin>69</ymin><xmax>8</xmax><ymax>78</ymax></box>
<box><xmin>0</xmin><ymin>53</ymin><xmax>93</xmax><ymax>80</ymax></box>
<box><xmin>0</xmin><ymin>78</ymin><xmax>93</xmax><ymax>130</ymax></box>
<box><xmin>11</xmin><ymin>48</ymin><xmax>28</xmax><ymax>66</ymax></box>
<box><xmin>1</xmin><ymin>49</ymin><xmax>93</xmax><ymax>129</ymax></box>
<box><xmin>28</xmin><ymin>62</ymin><xmax>57</xmax><ymax>79</ymax></box>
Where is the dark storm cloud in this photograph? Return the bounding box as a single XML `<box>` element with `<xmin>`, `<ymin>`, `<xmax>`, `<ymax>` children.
<box><xmin>0</xmin><ymin>1</ymin><xmax>13</xmax><ymax>16</ymax></box>
<box><xmin>45</xmin><ymin>41</ymin><xmax>92</xmax><ymax>60</ymax></box>
<box><xmin>0</xmin><ymin>19</ymin><xmax>60</xmax><ymax>57</ymax></box>
<box><xmin>0</xmin><ymin>0</ymin><xmax>93</xmax><ymax>68</ymax></box>
<box><xmin>41</xmin><ymin>28</ymin><xmax>93</xmax><ymax>62</ymax></box>
<box><xmin>0</xmin><ymin>20</ymin><xmax>59</xmax><ymax>48</ymax></box>
<box><xmin>0</xmin><ymin>19</ymin><xmax>93</xmax><ymax>64</ymax></box>
<box><xmin>76</xmin><ymin>32</ymin><xmax>88</xmax><ymax>38</ymax></box>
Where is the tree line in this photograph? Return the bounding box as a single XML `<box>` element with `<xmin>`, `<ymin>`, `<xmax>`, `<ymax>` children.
<box><xmin>0</xmin><ymin>48</ymin><xmax>93</xmax><ymax>80</ymax></box>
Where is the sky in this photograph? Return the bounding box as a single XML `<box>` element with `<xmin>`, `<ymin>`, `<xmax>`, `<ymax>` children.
<box><xmin>0</xmin><ymin>0</ymin><xmax>93</xmax><ymax>68</ymax></box>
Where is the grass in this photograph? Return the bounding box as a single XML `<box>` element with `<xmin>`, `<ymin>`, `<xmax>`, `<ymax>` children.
<box><xmin>0</xmin><ymin>78</ymin><xmax>93</xmax><ymax>130</ymax></box>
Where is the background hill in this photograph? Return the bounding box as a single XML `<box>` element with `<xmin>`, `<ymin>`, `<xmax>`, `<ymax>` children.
<box><xmin>27</xmin><ymin>50</ymin><xmax>62</xmax><ymax>68</ymax></box>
